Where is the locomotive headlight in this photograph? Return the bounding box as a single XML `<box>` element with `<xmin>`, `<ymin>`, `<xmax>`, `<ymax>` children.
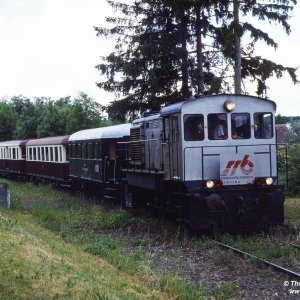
<box><xmin>224</xmin><ymin>100</ymin><xmax>236</xmax><ymax>112</ymax></box>
<box><xmin>265</xmin><ymin>177</ymin><xmax>273</xmax><ymax>185</ymax></box>
<box><xmin>206</xmin><ymin>180</ymin><xmax>215</xmax><ymax>189</ymax></box>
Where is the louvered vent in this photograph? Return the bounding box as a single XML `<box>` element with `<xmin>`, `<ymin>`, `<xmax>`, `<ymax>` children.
<box><xmin>130</xmin><ymin>126</ymin><xmax>143</xmax><ymax>163</ymax></box>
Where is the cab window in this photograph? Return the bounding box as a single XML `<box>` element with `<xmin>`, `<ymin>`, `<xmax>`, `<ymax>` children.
<box><xmin>254</xmin><ymin>113</ymin><xmax>273</xmax><ymax>139</ymax></box>
<box><xmin>231</xmin><ymin>113</ymin><xmax>250</xmax><ymax>139</ymax></box>
<box><xmin>184</xmin><ymin>115</ymin><xmax>204</xmax><ymax>141</ymax></box>
<box><xmin>208</xmin><ymin>113</ymin><xmax>228</xmax><ymax>140</ymax></box>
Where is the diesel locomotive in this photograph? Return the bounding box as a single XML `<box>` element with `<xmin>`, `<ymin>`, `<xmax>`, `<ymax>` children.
<box><xmin>0</xmin><ymin>94</ymin><xmax>286</xmax><ymax>233</ymax></box>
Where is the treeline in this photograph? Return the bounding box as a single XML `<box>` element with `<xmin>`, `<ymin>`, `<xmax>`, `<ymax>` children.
<box><xmin>0</xmin><ymin>92</ymin><xmax>114</xmax><ymax>141</ymax></box>
<box><xmin>96</xmin><ymin>0</ymin><xmax>298</xmax><ymax>121</ymax></box>
<box><xmin>276</xmin><ymin>114</ymin><xmax>300</xmax><ymax>124</ymax></box>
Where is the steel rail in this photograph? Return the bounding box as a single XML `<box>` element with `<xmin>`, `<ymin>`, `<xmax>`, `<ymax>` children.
<box><xmin>213</xmin><ymin>240</ymin><xmax>300</xmax><ymax>280</ymax></box>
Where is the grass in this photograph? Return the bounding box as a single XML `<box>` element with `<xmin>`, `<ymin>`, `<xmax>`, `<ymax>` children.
<box><xmin>0</xmin><ymin>209</ymin><xmax>160</xmax><ymax>299</ymax></box>
<box><xmin>216</xmin><ymin>232</ymin><xmax>300</xmax><ymax>265</ymax></box>
<box><xmin>285</xmin><ymin>197</ymin><xmax>300</xmax><ymax>223</ymax></box>
<box><xmin>0</xmin><ymin>179</ymin><xmax>239</xmax><ymax>300</ymax></box>
<box><xmin>2</xmin><ymin>177</ymin><xmax>300</xmax><ymax>299</ymax></box>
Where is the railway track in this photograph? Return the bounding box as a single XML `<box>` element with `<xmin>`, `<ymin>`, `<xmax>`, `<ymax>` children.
<box><xmin>213</xmin><ymin>240</ymin><xmax>300</xmax><ymax>279</ymax></box>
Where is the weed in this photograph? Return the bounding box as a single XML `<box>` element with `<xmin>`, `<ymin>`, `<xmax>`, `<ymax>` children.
<box><xmin>214</xmin><ymin>250</ymin><xmax>236</xmax><ymax>267</ymax></box>
<box><xmin>217</xmin><ymin>233</ymin><xmax>300</xmax><ymax>265</ymax></box>
<box><xmin>285</xmin><ymin>197</ymin><xmax>300</xmax><ymax>222</ymax></box>
<box><xmin>211</xmin><ymin>281</ymin><xmax>239</xmax><ymax>300</ymax></box>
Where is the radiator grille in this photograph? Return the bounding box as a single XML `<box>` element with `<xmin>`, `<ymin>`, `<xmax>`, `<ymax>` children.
<box><xmin>130</xmin><ymin>127</ymin><xmax>143</xmax><ymax>162</ymax></box>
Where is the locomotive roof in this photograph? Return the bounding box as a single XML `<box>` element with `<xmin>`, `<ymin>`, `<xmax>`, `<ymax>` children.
<box><xmin>160</xmin><ymin>94</ymin><xmax>276</xmax><ymax>116</ymax></box>
<box><xmin>26</xmin><ymin>135</ymin><xmax>70</xmax><ymax>146</ymax></box>
<box><xmin>0</xmin><ymin>140</ymin><xmax>30</xmax><ymax>147</ymax></box>
<box><xmin>69</xmin><ymin>123</ymin><xmax>131</xmax><ymax>142</ymax></box>
<box><xmin>132</xmin><ymin>113</ymin><xmax>160</xmax><ymax>124</ymax></box>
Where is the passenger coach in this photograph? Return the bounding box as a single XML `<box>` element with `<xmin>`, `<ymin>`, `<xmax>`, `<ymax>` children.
<box><xmin>0</xmin><ymin>140</ymin><xmax>28</xmax><ymax>176</ymax></box>
<box><xmin>68</xmin><ymin>124</ymin><xmax>131</xmax><ymax>197</ymax></box>
<box><xmin>26</xmin><ymin>136</ymin><xmax>69</xmax><ymax>182</ymax></box>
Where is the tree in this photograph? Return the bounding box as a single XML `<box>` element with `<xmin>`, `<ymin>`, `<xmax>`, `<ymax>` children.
<box><xmin>13</xmin><ymin>99</ymin><xmax>43</xmax><ymax>139</ymax></box>
<box><xmin>96</xmin><ymin>0</ymin><xmax>225</xmax><ymax>120</ymax></box>
<box><xmin>96</xmin><ymin>0</ymin><xmax>183</xmax><ymax>119</ymax></box>
<box><xmin>0</xmin><ymin>101</ymin><xmax>17</xmax><ymax>141</ymax></box>
<box><xmin>36</xmin><ymin>100</ymin><xmax>68</xmax><ymax>137</ymax></box>
<box><xmin>96</xmin><ymin>0</ymin><xmax>298</xmax><ymax>120</ymax></box>
<box><xmin>286</xmin><ymin>120</ymin><xmax>300</xmax><ymax>144</ymax></box>
<box><xmin>65</xmin><ymin>92</ymin><xmax>105</xmax><ymax>134</ymax></box>
<box><xmin>275</xmin><ymin>114</ymin><xmax>286</xmax><ymax>124</ymax></box>
<box><xmin>216</xmin><ymin>0</ymin><xmax>298</xmax><ymax>94</ymax></box>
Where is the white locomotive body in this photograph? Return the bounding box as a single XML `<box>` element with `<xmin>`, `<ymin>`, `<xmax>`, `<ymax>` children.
<box><xmin>124</xmin><ymin>94</ymin><xmax>284</xmax><ymax>232</ymax></box>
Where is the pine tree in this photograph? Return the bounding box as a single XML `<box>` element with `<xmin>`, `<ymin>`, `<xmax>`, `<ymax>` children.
<box><xmin>95</xmin><ymin>0</ymin><xmax>298</xmax><ymax>120</ymax></box>
<box><xmin>216</xmin><ymin>0</ymin><xmax>298</xmax><ymax>95</ymax></box>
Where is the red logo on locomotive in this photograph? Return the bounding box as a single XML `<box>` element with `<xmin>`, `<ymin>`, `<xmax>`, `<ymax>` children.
<box><xmin>221</xmin><ymin>155</ymin><xmax>254</xmax><ymax>176</ymax></box>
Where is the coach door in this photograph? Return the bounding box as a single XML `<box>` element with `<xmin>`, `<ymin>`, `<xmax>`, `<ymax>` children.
<box><xmin>104</xmin><ymin>141</ymin><xmax>117</xmax><ymax>183</ymax></box>
<box><xmin>170</xmin><ymin>116</ymin><xmax>180</xmax><ymax>179</ymax></box>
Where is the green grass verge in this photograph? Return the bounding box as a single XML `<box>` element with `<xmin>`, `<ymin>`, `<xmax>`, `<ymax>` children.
<box><xmin>0</xmin><ymin>179</ymin><xmax>238</xmax><ymax>300</ymax></box>
<box><xmin>217</xmin><ymin>232</ymin><xmax>300</xmax><ymax>265</ymax></box>
<box><xmin>0</xmin><ymin>209</ymin><xmax>162</xmax><ymax>299</ymax></box>
<box><xmin>285</xmin><ymin>197</ymin><xmax>300</xmax><ymax>222</ymax></box>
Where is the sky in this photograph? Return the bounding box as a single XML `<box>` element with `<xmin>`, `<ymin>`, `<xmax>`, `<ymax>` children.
<box><xmin>0</xmin><ymin>0</ymin><xmax>299</xmax><ymax>116</ymax></box>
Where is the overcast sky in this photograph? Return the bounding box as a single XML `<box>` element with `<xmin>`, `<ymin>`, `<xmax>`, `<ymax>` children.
<box><xmin>0</xmin><ymin>0</ymin><xmax>299</xmax><ymax>116</ymax></box>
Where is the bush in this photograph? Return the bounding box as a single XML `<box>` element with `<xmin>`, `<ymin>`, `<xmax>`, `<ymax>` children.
<box><xmin>286</xmin><ymin>144</ymin><xmax>300</xmax><ymax>195</ymax></box>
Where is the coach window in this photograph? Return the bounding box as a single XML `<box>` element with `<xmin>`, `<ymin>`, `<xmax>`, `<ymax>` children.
<box><xmin>254</xmin><ymin>113</ymin><xmax>273</xmax><ymax>139</ymax></box>
<box><xmin>29</xmin><ymin>148</ymin><xmax>33</xmax><ymax>160</ymax></box>
<box><xmin>62</xmin><ymin>147</ymin><xmax>65</xmax><ymax>162</ymax></box>
<box><xmin>40</xmin><ymin>147</ymin><xmax>44</xmax><ymax>161</ymax></box>
<box><xmin>82</xmin><ymin>144</ymin><xmax>86</xmax><ymax>158</ymax></box>
<box><xmin>35</xmin><ymin>148</ymin><xmax>38</xmax><ymax>161</ymax></box>
<box><xmin>33</xmin><ymin>148</ymin><xmax>37</xmax><ymax>160</ymax></box>
<box><xmin>69</xmin><ymin>145</ymin><xmax>73</xmax><ymax>158</ymax></box>
<box><xmin>49</xmin><ymin>147</ymin><xmax>53</xmax><ymax>161</ymax></box>
<box><xmin>231</xmin><ymin>113</ymin><xmax>250</xmax><ymax>139</ymax></box>
<box><xmin>45</xmin><ymin>147</ymin><xmax>49</xmax><ymax>161</ymax></box>
<box><xmin>74</xmin><ymin>144</ymin><xmax>77</xmax><ymax>158</ymax></box>
<box><xmin>91</xmin><ymin>143</ymin><xmax>96</xmax><ymax>159</ymax></box>
<box><xmin>88</xmin><ymin>143</ymin><xmax>92</xmax><ymax>159</ymax></box>
<box><xmin>22</xmin><ymin>148</ymin><xmax>26</xmax><ymax>159</ymax></box>
<box><xmin>54</xmin><ymin>147</ymin><xmax>58</xmax><ymax>162</ymax></box>
<box><xmin>39</xmin><ymin>148</ymin><xmax>42</xmax><ymax>161</ymax></box>
<box><xmin>208</xmin><ymin>113</ymin><xmax>228</xmax><ymax>140</ymax></box>
<box><xmin>71</xmin><ymin>144</ymin><xmax>75</xmax><ymax>159</ymax></box>
<box><xmin>99</xmin><ymin>143</ymin><xmax>102</xmax><ymax>158</ymax></box>
<box><xmin>95</xmin><ymin>143</ymin><xmax>99</xmax><ymax>159</ymax></box>
<box><xmin>77</xmin><ymin>144</ymin><xmax>82</xmax><ymax>158</ymax></box>
<box><xmin>184</xmin><ymin>115</ymin><xmax>204</xmax><ymax>141</ymax></box>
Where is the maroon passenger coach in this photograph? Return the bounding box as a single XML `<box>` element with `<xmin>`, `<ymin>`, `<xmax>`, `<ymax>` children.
<box><xmin>0</xmin><ymin>140</ymin><xmax>28</xmax><ymax>176</ymax></box>
<box><xmin>25</xmin><ymin>136</ymin><xmax>69</xmax><ymax>182</ymax></box>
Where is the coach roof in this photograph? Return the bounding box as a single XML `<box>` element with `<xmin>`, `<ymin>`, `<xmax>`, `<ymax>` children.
<box><xmin>0</xmin><ymin>140</ymin><xmax>30</xmax><ymax>147</ymax></box>
<box><xmin>69</xmin><ymin>123</ymin><xmax>131</xmax><ymax>142</ymax></box>
<box><xmin>26</xmin><ymin>136</ymin><xmax>69</xmax><ymax>146</ymax></box>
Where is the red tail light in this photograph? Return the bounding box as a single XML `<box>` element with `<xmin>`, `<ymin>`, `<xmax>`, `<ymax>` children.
<box><xmin>255</xmin><ymin>178</ymin><xmax>264</xmax><ymax>186</ymax></box>
<box><xmin>215</xmin><ymin>179</ymin><xmax>223</xmax><ymax>189</ymax></box>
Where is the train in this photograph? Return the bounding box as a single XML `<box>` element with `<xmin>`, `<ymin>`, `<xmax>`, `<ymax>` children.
<box><xmin>0</xmin><ymin>94</ymin><xmax>286</xmax><ymax>233</ymax></box>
